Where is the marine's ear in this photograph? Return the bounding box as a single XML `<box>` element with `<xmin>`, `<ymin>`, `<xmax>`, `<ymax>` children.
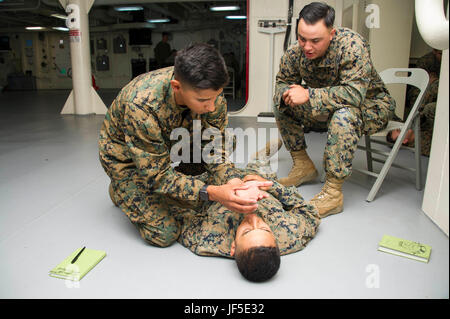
<box><xmin>330</xmin><ymin>27</ymin><xmax>336</xmax><ymax>39</ymax></box>
<box><xmin>170</xmin><ymin>79</ymin><xmax>181</xmax><ymax>92</ymax></box>
<box><xmin>230</xmin><ymin>240</ymin><xmax>236</xmax><ymax>257</ymax></box>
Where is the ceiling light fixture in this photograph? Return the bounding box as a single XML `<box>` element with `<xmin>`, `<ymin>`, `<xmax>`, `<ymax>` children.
<box><xmin>114</xmin><ymin>6</ymin><xmax>143</xmax><ymax>12</ymax></box>
<box><xmin>147</xmin><ymin>18</ymin><xmax>170</xmax><ymax>23</ymax></box>
<box><xmin>210</xmin><ymin>6</ymin><xmax>240</xmax><ymax>11</ymax></box>
<box><xmin>52</xmin><ymin>27</ymin><xmax>69</xmax><ymax>31</ymax></box>
<box><xmin>26</xmin><ymin>26</ymin><xmax>45</xmax><ymax>30</ymax></box>
<box><xmin>225</xmin><ymin>15</ymin><xmax>247</xmax><ymax>20</ymax></box>
<box><xmin>51</xmin><ymin>13</ymin><xmax>68</xmax><ymax>20</ymax></box>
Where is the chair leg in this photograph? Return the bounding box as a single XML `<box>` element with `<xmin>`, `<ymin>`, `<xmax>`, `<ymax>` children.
<box><xmin>365</xmin><ymin>135</ymin><xmax>373</xmax><ymax>172</ymax></box>
<box><xmin>414</xmin><ymin>117</ymin><xmax>422</xmax><ymax>190</ymax></box>
<box><xmin>366</xmin><ymin>129</ymin><xmax>406</xmax><ymax>202</ymax></box>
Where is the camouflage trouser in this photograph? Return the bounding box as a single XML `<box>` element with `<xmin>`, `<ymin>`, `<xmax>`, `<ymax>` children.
<box><xmin>107</xmin><ymin>134</ymin><xmax>239</xmax><ymax>246</ymax></box>
<box><xmin>273</xmin><ymin>103</ymin><xmax>364</xmax><ymax>179</ymax></box>
<box><xmin>419</xmin><ymin>102</ymin><xmax>436</xmax><ymax>157</ymax></box>
<box><xmin>109</xmin><ymin>177</ymin><xmax>203</xmax><ymax>247</ymax></box>
<box><xmin>404</xmin><ymin>80</ymin><xmax>437</xmax><ymax>157</ymax></box>
<box><xmin>405</xmin><ymin>80</ymin><xmax>439</xmax><ymax>119</ymax></box>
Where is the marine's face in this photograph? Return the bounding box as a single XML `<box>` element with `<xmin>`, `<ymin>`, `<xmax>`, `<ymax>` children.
<box><xmin>171</xmin><ymin>79</ymin><xmax>222</xmax><ymax>115</ymax></box>
<box><xmin>230</xmin><ymin>213</ymin><xmax>276</xmax><ymax>256</ymax></box>
<box><xmin>297</xmin><ymin>18</ymin><xmax>335</xmax><ymax>60</ymax></box>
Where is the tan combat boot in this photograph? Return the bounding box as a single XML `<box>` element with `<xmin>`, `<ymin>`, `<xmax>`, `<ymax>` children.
<box><xmin>278</xmin><ymin>150</ymin><xmax>318</xmax><ymax>187</ymax></box>
<box><xmin>250</xmin><ymin>138</ymin><xmax>283</xmax><ymax>161</ymax></box>
<box><xmin>309</xmin><ymin>176</ymin><xmax>344</xmax><ymax>218</ymax></box>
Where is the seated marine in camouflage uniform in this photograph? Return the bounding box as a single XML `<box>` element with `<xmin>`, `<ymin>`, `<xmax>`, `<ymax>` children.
<box><xmin>387</xmin><ymin>49</ymin><xmax>442</xmax><ymax>156</ymax></box>
<box><xmin>176</xmin><ymin>160</ymin><xmax>320</xmax><ymax>282</ymax></box>
<box><xmin>272</xmin><ymin>2</ymin><xmax>395</xmax><ymax>218</ymax></box>
<box><xmin>406</xmin><ymin>49</ymin><xmax>441</xmax><ymax>118</ymax></box>
<box><xmin>99</xmin><ymin>44</ymin><xmax>269</xmax><ymax>248</ymax></box>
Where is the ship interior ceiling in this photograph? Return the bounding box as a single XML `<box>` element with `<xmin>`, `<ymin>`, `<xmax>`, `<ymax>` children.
<box><xmin>0</xmin><ymin>0</ymin><xmax>449</xmax><ymax>300</ymax></box>
<box><xmin>0</xmin><ymin>0</ymin><xmax>248</xmax><ymax>111</ymax></box>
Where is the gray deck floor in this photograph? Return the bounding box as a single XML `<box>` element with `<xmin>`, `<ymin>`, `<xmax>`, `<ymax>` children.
<box><xmin>0</xmin><ymin>90</ymin><xmax>448</xmax><ymax>299</ymax></box>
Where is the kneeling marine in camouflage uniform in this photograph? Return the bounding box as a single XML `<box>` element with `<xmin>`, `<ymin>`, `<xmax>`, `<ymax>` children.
<box><xmin>99</xmin><ymin>44</ymin><xmax>262</xmax><ymax>247</ymax></box>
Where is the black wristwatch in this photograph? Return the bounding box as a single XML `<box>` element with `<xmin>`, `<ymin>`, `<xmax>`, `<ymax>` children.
<box><xmin>199</xmin><ymin>185</ymin><xmax>210</xmax><ymax>201</ymax></box>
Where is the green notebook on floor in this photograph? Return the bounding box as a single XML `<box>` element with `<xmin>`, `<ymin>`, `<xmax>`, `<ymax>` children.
<box><xmin>378</xmin><ymin>235</ymin><xmax>431</xmax><ymax>263</ymax></box>
<box><xmin>49</xmin><ymin>247</ymin><xmax>106</xmax><ymax>281</ymax></box>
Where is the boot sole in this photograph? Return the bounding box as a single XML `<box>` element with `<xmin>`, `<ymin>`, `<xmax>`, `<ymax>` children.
<box><xmin>319</xmin><ymin>205</ymin><xmax>344</xmax><ymax>218</ymax></box>
<box><xmin>279</xmin><ymin>170</ymin><xmax>319</xmax><ymax>187</ymax></box>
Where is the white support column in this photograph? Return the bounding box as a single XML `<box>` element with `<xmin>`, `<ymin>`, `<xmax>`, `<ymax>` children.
<box><xmin>415</xmin><ymin>0</ymin><xmax>449</xmax><ymax>235</ymax></box>
<box><xmin>59</xmin><ymin>0</ymin><xmax>107</xmax><ymax>115</ymax></box>
<box><xmin>422</xmin><ymin>49</ymin><xmax>449</xmax><ymax>236</ymax></box>
<box><xmin>257</xmin><ymin>25</ymin><xmax>285</xmax><ymax>123</ymax></box>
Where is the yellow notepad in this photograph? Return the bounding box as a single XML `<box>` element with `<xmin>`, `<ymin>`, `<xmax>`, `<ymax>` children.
<box><xmin>378</xmin><ymin>235</ymin><xmax>431</xmax><ymax>263</ymax></box>
<box><xmin>49</xmin><ymin>247</ymin><xmax>106</xmax><ymax>281</ymax></box>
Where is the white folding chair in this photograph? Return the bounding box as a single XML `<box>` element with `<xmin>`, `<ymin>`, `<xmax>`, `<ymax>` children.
<box><xmin>355</xmin><ymin>68</ymin><xmax>430</xmax><ymax>202</ymax></box>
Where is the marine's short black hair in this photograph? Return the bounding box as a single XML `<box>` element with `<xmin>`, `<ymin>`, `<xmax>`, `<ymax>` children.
<box><xmin>299</xmin><ymin>2</ymin><xmax>335</xmax><ymax>28</ymax></box>
<box><xmin>235</xmin><ymin>246</ymin><xmax>281</xmax><ymax>282</ymax></box>
<box><xmin>174</xmin><ymin>43</ymin><xmax>229</xmax><ymax>90</ymax></box>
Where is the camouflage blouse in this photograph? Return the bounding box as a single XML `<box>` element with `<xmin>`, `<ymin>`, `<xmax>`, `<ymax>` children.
<box><xmin>98</xmin><ymin>67</ymin><xmax>240</xmax><ymax>207</ymax></box>
<box><xmin>274</xmin><ymin>27</ymin><xmax>396</xmax><ymax>133</ymax></box>
<box><xmin>177</xmin><ymin>164</ymin><xmax>321</xmax><ymax>258</ymax></box>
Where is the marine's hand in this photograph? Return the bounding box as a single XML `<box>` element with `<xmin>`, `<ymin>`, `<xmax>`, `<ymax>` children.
<box><xmin>207</xmin><ymin>184</ymin><xmax>259</xmax><ymax>214</ymax></box>
<box><xmin>234</xmin><ymin>181</ymin><xmax>271</xmax><ymax>202</ymax></box>
<box><xmin>282</xmin><ymin>84</ymin><xmax>309</xmax><ymax>106</ymax></box>
<box><xmin>226</xmin><ymin>178</ymin><xmax>245</xmax><ymax>186</ymax></box>
<box><xmin>242</xmin><ymin>175</ymin><xmax>273</xmax><ymax>191</ymax></box>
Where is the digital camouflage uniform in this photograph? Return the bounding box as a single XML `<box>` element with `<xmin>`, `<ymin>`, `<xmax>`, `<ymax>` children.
<box><xmin>419</xmin><ymin>102</ymin><xmax>436</xmax><ymax>157</ymax></box>
<box><xmin>404</xmin><ymin>51</ymin><xmax>441</xmax><ymax>156</ymax></box>
<box><xmin>177</xmin><ymin>161</ymin><xmax>321</xmax><ymax>257</ymax></box>
<box><xmin>405</xmin><ymin>50</ymin><xmax>441</xmax><ymax>118</ymax></box>
<box><xmin>404</xmin><ymin>80</ymin><xmax>439</xmax><ymax>157</ymax></box>
<box><xmin>416</xmin><ymin>51</ymin><xmax>442</xmax><ymax>75</ymax></box>
<box><xmin>99</xmin><ymin>66</ymin><xmax>242</xmax><ymax>247</ymax></box>
<box><xmin>273</xmin><ymin>27</ymin><xmax>395</xmax><ymax>179</ymax></box>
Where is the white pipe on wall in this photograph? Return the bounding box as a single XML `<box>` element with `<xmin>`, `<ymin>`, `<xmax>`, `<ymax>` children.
<box><xmin>415</xmin><ymin>0</ymin><xmax>449</xmax><ymax>50</ymax></box>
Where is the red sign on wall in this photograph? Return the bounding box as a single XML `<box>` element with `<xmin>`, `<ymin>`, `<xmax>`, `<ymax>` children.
<box><xmin>69</xmin><ymin>29</ymin><xmax>81</xmax><ymax>43</ymax></box>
